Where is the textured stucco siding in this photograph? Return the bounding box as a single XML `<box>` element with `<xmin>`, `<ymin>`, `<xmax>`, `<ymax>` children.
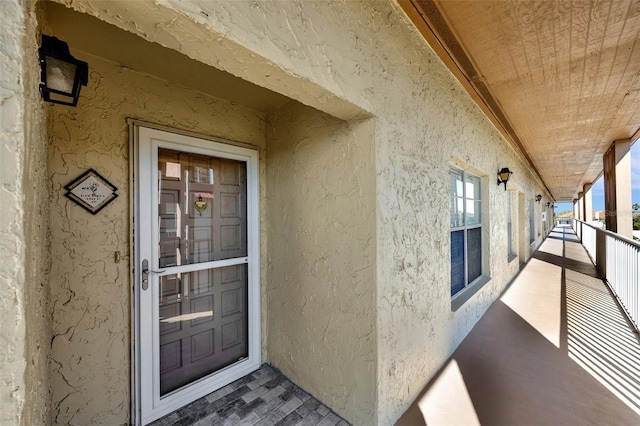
<box><xmin>22</xmin><ymin>1</ymin><xmax>52</xmax><ymax>425</ymax></box>
<box><xmin>47</xmin><ymin>52</ymin><xmax>266</xmax><ymax>425</ymax></box>
<box><xmin>1</xmin><ymin>1</ymin><xmax>51</xmax><ymax>425</ymax></box>
<box><xmin>130</xmin><ymin>1</ymin><xmax>547</xmax><ymax>423</ymax></box>
<box><xmin>265</xmin><ymin>104</ymin><xmax>376</xmax><ymax>424</ymax></box>
<box><xmin>0</xmin><ymin>1</ymin><xmax>28</xmax><ymax>423</ymax></box>
<box><xmin>43</xmin><ymin>1</ymin><xmax>553</xmax><ymax>424</ymax></box>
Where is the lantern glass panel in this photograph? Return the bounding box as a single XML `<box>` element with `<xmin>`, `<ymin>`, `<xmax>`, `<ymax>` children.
<box><xmin>45</xmin><ymin>57</ymin><xmax>76</xmax><ymax>94</ymax></box>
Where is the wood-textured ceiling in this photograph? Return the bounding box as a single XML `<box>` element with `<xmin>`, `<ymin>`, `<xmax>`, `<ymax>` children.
<box><xmin>401</xmin><ymin>0</ymin><xmax>640</xmax><ymax>200</ymax></box>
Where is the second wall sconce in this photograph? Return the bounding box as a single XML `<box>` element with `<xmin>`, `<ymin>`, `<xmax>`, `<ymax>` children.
<box><xmin>536</xmin><ymin>194</ymin><xmax>542</xmax><ymax>203</ymax></box>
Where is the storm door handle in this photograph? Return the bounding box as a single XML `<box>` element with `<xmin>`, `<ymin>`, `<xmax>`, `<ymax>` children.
<box><xmin>141</xmin><ymin>259</ymin><xmax>166</xmax><ymax>290</ymax></box>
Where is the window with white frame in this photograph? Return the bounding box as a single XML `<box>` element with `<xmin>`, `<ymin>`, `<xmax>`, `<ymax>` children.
<box><xmin>538</xmin><ymin>205</ymin><xmax>542</xmax><ymax>236</ymax></box>
<box><xmin>529</xmin><ymin>199</ymin><xmax>535</xmax><ymax>244</ymax></box>
<box><xmin>450</xmin><ymin>166</ymin><xmax>483</xmax><ymax>297</ymax></box>
<box><xmin>507</xmin><ymin>190</ymin><xmax>516</xmax><ymax>258</ymax></box>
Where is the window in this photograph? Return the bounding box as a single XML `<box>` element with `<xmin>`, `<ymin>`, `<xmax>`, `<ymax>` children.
<box><xmin>450</xmin><ymin>167</ymin><xmax>483</xmax><ymax>297</ymax></box>
<box><xmin>538</xmin><ymin>206</ymin><xmax>542</xmax><ymax>236</ymax></box>
<box><xmin>529</xmin><ymin>199</ymin><xmax>535</xmax><ymax>244</ymax></box>
<box><xmin>507</xmin><ymin>190</ymin><xmax>516</xmax><ymax>259</ymax></box>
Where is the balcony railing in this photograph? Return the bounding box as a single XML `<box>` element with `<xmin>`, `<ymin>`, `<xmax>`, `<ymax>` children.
<box><xmin>572</xmin><ymin>219</ymin><xmax>640</xmax><ymax>331</ymax></box>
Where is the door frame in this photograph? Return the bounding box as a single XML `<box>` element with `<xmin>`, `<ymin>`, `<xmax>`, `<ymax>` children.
<box><xmin>129</xmin><ymin>120</ymin><xmax>261</xmax><ymax>425</ymax></box>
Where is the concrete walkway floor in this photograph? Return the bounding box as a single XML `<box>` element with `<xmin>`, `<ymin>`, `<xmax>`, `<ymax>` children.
<box><xmin>397</xmin><ymin>226</ymin><xmax>640</xmax><ymax>426</ymax></box>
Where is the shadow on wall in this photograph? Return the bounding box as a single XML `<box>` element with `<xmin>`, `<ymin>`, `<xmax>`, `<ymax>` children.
<box><xmin>396</xmin><ymin>226</ymin><xmax>640</xmax><ymax>425</ymax></box>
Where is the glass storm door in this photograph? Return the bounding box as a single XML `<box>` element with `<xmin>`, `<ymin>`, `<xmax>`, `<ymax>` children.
<box><xmin>135</xmin><ymin>126</ymin><xmax>260</xmax><ymax>425</ymax></box>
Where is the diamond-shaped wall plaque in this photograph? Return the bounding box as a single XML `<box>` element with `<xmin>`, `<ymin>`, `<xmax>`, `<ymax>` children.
<box><xmin>65</xmin><ymin>169</ymin><xmax>118</xmax><ymax>215</ymax></box>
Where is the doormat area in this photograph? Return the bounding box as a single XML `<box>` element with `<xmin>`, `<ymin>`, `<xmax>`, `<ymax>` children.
<box><xmin>150</xmin><ymin>364</ymin><xmax>351</xmax><ymax>426</ymax></box>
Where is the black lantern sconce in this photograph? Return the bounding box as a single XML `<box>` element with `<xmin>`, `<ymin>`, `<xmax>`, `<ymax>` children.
<box><xmin>536</xmin><ymin>194</ymin><xmax>542</xmax><ymax>203</ymax></box>
<box><xmin>38</xmin><ymin>35</ymin><xmax>88</xmax><ymax>106</ymax></box>
<box><xmin>497</xmin><ymin>167</ymin><xmax>512</xmax><ymax>191</ymax></box>
<box><xmin>546</xmin><ymin>202</ymin><xmax>551</xmax><ymax>208</ymax></box>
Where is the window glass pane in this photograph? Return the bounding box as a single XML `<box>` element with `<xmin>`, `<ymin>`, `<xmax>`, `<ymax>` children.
<box><xmin>467</xmin><ymin>227</ymin><xmax>482</xmax><ymax>283</ymax></box>
<box><xmin>451</xmin><ymin>230</ymin><xmax>466</xmax><ymax>296</ymax></box>
<box><xmin>473</xmin><ymin>175</ymin><xmax>482</xmax><ymax>200</ymax></box>
<box><xmin>158</xmin><ymin>148</ymin><xmax>248</xmax><ymax>268</ymax></box>
<box><xmin>450</xmin><ymin>196</ymin><xmax>461</xmax><ymax>228</ymax></box>
<box><xmin>465</xmin><ymin>199</ymin><xmax>474</xmax><ymax>223</ymax></box>
<box><xmin>465</xmin><ymin>174</ymin><xmax>481</xmax><ymax>201</ymax></box>
<box><xmin>466</xmin><ymin>200</ymin><xmax>482</xmax><ymax>225</ymax></box>
<box><xmin>450</xmin><ymin>168</ymin><xmax>464</xmax><ymax>228</ymax></box>
<box><xmin>450</xmin><ymin>168</ymin><xmax>463</xmax><ymax>197</ymax></box>
<box><xmin>451</xmin><ymin>196</ymin><xmax>464</xmax><ymax>227</ymax></box>
<box><xmin>159</xmin><ymin>264</ymin><xmax>248</xmax><ymax>396</ymax></box>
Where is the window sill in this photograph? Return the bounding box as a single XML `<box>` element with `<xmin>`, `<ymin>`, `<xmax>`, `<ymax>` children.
<box><xmin>451</xmin><ymin>275</ymin><xmax>491</xmax><ymax>311</ymax></box>
<box><xmin>508</xmin><ymin>254</ymin><xmax>518</xmax><ymax>263</ymax></box>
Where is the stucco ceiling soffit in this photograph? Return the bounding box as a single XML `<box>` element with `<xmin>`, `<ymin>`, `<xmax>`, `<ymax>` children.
<box><xmin>50</xmin><ymin>0</ymin><xmax>372</xmax><ymax>121</ymax></box>
<box><xmin>43</xmin><ymin>2</ymin><xmax>292</xmax><ymax>113</ymax></box>
<box><xmin>398</xmin><ymin>0</ymin><xmax>553</xmax><ymax>197</ymax></box>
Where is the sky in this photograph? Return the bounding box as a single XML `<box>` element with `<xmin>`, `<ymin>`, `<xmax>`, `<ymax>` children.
<box><xmin>554</xmin><ymin>141</ymin><xmax>639</xmax><ymax>214</ymax></box>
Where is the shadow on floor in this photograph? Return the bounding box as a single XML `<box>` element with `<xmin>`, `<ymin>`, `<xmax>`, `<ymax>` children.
<box><xmin>396</xmin><ymin>227</ymin><xmax>640</xmax><ymax>426</ymax></box>
<box><xmin>532</xmin><ymin>250</ymin><xmax>600</xmax><ymax>278</ymax></box>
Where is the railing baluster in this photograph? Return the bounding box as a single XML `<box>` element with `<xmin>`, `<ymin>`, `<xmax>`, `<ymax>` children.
<box><xmin>573</xmin><ymin>219</ymin><xmax>639</xmax><ymax>331</ymax></box>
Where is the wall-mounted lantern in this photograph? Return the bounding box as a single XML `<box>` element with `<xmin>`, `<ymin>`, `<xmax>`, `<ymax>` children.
<box><xmin>546</xmin><ymin>202</ymin><xmax>551</xmax><ymax>208</ymax></box>
<box><xmin>497</xmin><ymin>167</ymin><xmax>512</xmax><ymax>191</ymax></box>
<box><xmin>39</xmin><ymin>34</ymin><xmax>88</xmax><ymax>106</ymax></box>
<box><xmin>536</xmin><ymin>194</ymin><xmax>542</xmax><ymax>203</ymax></box>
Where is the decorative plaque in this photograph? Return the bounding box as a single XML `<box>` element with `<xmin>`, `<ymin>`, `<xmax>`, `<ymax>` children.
<box><xmin>64</xmin><ymin>169</ymin><xmax>118</xmax><ymax>214</ymax></box>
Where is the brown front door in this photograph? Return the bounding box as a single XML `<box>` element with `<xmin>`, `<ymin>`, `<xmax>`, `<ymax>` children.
<box><xmin>156</xmin><ymin>149</ymin><xmax>248</xmax><ymax>395</ymax></box>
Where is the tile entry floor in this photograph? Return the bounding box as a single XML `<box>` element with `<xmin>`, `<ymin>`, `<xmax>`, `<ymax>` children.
<box><xmin>150</xmin><ymin>365</ymin><xmax>351</xmax><ymax>426</ymax></box>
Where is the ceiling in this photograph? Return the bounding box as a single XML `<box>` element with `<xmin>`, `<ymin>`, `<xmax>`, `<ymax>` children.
<box><xmin>401</xmin><ymin>0</ymin><xmax>640</xmax><ymax>201</ymax></box>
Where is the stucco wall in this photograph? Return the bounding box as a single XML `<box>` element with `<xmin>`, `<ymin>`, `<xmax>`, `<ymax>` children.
<box><xmin>0</xmin><ymin>1</ymin><xmax>50</xmax><ymax>425</ymax></box>
<box><xmin>0</xmin><ymin>1</ymin><xmax>29</xmax><ymax>423</ymax></box>
<box><xmin>141</xmin><ymin>2</ymin><xmax>546</xmax><ymax>422</ymax></box>
<box><xmin>265</xmin><ymin>104</ymin><xmax>376</xmax><ymax>424</ymax></box>
<box><xmin>47</xmin><ymin>51</ymin><xmax>266</xmax><ymax>424</ymax></box>
<box><xmin>142</xmin><ymin>2</ymin><xmax>547</xmax><ymax>423</ymax></box>
<box><xmin>22</xmin><ymin>1</ymin><xmax>52</xmax><ymax>425</ymax></box>
<box><xmin>47</xmin><ymin>0</ymin><xmax>554</xmax><ymax>424</ymax></box>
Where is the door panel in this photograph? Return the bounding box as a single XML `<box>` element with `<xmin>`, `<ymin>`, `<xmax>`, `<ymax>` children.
<box><xmin>158</xmin><ymin>265</ymin><xmax>248</xmax><ymax>396</ymax></box>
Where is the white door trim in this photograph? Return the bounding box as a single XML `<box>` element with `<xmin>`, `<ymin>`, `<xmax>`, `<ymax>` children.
<box><xmin>131</xmin><ymin>123</ymin><xmax>261</xmax><ymax>425</ymax></box>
